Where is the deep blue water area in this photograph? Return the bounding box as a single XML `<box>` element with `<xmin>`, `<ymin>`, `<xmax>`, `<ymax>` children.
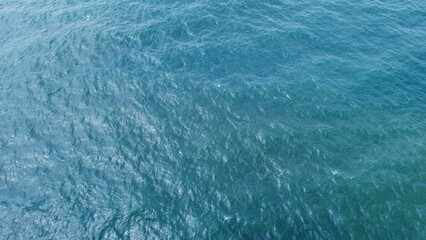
<box><xmin>0</xmin><ymin>0</ymin><xmax>425</xmax><ymax>239</ymax></box>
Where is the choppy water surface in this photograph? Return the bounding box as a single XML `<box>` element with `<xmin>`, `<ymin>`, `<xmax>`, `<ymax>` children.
<box><xmin>0</xmin><ymin>0</ymin><xmax>425</xmax><ymax>239</ymax></box>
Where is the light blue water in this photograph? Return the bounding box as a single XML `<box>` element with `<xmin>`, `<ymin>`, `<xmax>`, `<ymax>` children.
<box><xmin>0</xmin><ymin>0</ymin><xmax>425</xmax><ymax>239</ymax></box>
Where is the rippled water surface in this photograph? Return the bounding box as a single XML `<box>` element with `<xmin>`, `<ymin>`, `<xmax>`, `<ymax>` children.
<box><xmin>1</xmin><ymin>0</ymin><xmax>425</xmax><ymax>239</ymax></box>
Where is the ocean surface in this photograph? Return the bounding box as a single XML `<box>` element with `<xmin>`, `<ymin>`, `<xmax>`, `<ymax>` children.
<box><xmin>0</xmin><ymin>0</ymin><xmax>425</xmax><ymax>239</ymax></box>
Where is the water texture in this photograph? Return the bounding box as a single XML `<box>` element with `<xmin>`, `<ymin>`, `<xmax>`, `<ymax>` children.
<box><xmin>0</xmin><ymin>0</ymin><xmax>425</xmax><ymax>239</ymax></box>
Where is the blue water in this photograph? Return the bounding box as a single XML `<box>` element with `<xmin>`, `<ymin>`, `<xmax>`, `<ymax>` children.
<box><xmin>1</xmin><ymin>0</ymin><xmax>425</xmax><ymax>239</ymax></box>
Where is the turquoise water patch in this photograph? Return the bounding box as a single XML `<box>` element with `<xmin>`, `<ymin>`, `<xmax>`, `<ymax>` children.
<box><xmin>0</xmin><ymin>0</ymin><xmax>425</xmax><ymax>239</ymax></box>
